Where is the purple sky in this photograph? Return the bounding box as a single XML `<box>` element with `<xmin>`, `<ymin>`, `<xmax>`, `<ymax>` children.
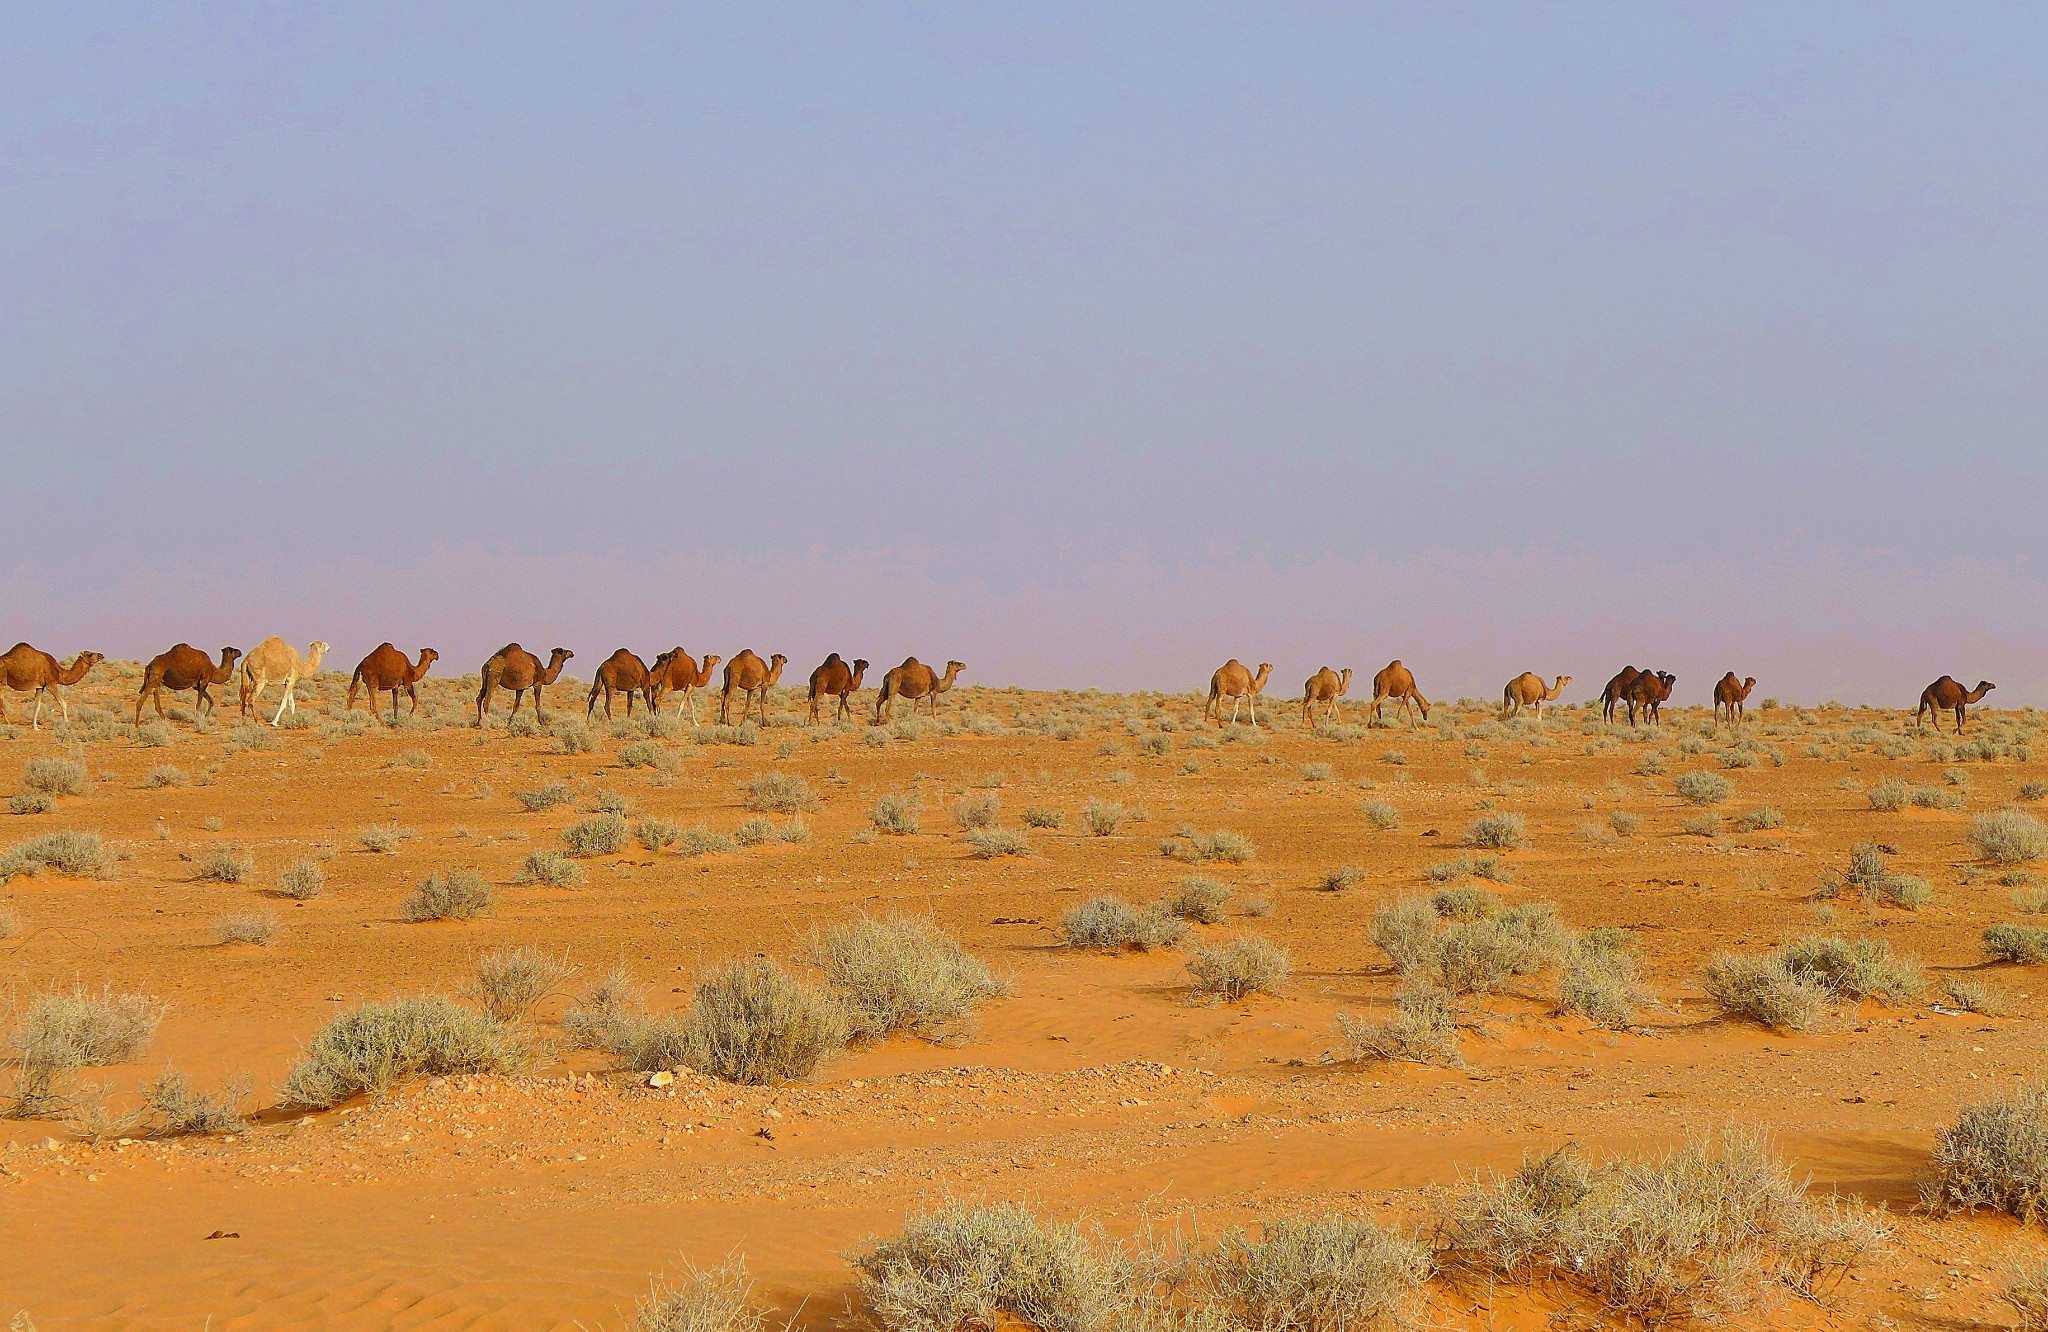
<box><xmin>5</xmin><ymin>4</ymin><xmax>2045</xmax><ymax>704</ymax></box>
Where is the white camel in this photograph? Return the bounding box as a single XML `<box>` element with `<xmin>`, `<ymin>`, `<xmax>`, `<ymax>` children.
<box><xmin>241</xmin><ymin>637</ymin><xmax>330</xmax><ymax>727</ymax></box>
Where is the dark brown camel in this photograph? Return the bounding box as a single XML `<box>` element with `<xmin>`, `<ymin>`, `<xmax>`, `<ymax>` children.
<box><xmin>135</xmin><ymin>645</ymin><xmax>241</xmax><ymax>723</ymax></box>
<box><xmin>347</xmin><ymin>644</ymin><xmax>439</xmax><ymax>724</ymax></box>
<box><xmin>1624</xmin><ymin>670</ymin><xmax>1676</xmax><ymax>727</ymax></box>
<box><xmin>1916</xmin><ymin>676</ymin><xmax>1995</xmax><ymax>733</ymax></box>
<box><xmin>1713</xmin><ymin>672</ymin><xmax>1757</xmax><ymax>728</ymax></box>
<box><xmin>720</xmin><ymin>650</ymin><xmax>788</xmax><ymax>726</ymax></box>
<box><xmin>1600</xmin><ymin>666</ymin><xmax>1641</xmax><ymax>724</ymax></box>
<box><xmin>874</xmin><ymin>657</ymin><xmax>964</xmax><ymax>724</ymax></box>
<box><xmin>586</xmin><ymin>648</ymin><xmax>654</xmax><ymax>720</ymax></box>
<box><xmin>1368</xmin><ymin>660</ymin><xmax>1429</xmax><ymax>726</ymax></box>
<box><xmin>807</xmin><ymin>653</ymin><xmax>869</xmax><ymax>723</ymax></box>
<box><xmin>0</xmin><ymin>644</ymin><xmax>103</xmax><ymax>730</ymax></box>
<box><xmin>476</xmin><ymin>645</ymin><xmax>573</xmax><ymax>725</ymax></box>
<box><xmin>646</xmin><ymin>649</ymin><xmax>721</xmax><ymax>725</ymax></box>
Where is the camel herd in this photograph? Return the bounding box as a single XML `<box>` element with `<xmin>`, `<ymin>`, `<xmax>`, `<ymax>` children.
<box><xmin>0</xmin><ymin>640</ymin><xmax>2008</xmax><ymax>736</ymax></box>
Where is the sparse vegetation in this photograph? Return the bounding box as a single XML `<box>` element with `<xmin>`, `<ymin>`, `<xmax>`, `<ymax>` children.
<box><xmin>1160</xmin><ymin>826</ymin><xmax>1255</xmax><ymax>865</ymax></box>
<box><xmin>275</xmin><ymin>858</ymin><xmax>324</xmax><ymax>899</ymax></box>
<box><xmin>0</xmin><ymin>829</ymin><xmax>112</xmax><ymax>881</ymax></box>
<box><xmin>748</xmin><ymin>772</ymin><xmax>818</xmax><ymax>814</ymax></box>
<box><xmin>141</xmin><ymin>1067</ymin><xmax>250</xmax><ymax>1137</ymax></box>
<box><xmin>1971</xmin><ymin>810</ymin><xmax>2048</xmax><ymax>865</ymax></box>
<box><xmin>674</xmin><ymin>957</ymin><xmax>848</xmax><ymax>1084</ymax></box>
<box><xmin>628</xmin><ymin>1254</ymin><xmax>774</xmax><ymax>1332</ymax></box>
<box><xmin>213</xmin><ymin>910</ymin><xmax>277</xmax><ymax>945</ymax></box>
<box><xmin>965</xmin><ymin>827</ymin><xmax>1032</xmax><ymax>859</ymax></box>
<box><xmin>1923</xmin><ymin>1079</ymin><xmax>2048</xmax><ymax>1224</ymax></box>
<box><xmin>1983</xmin><ymin>923</ymin><xmax>2048</xmax><ymax>964</ymax></box>
<box><xmin>19</xmin><ymin>757</ymin><xmax>87</xmax><ymax>797</ymax></box>
<box><xmin>515</xmin><ymin>782</ymin><xmax>573</xmax><ymax>812</ymax></box>
<box><xmin>4</xmin><ymin>985</ymin><xmax>165</xmax><ymax>1118</ymax></box>
<box><xmin>1080</xmin><ymin>799</ymin><xmax>1125</xmax><ymax>836</ymax></box>
<box><xmin>561</xmin><ymin>813</ymin><xmax>629</xmax><ymax>856</ymax></box>
<box><xmin>516</xmin><ymin>849</ymin><xmax>584</xmax><ymax>887</ymax></box>
<box><xmin>1674</xmin><ymin>770</ymin><xmax>1734</xmax><ymax>806</ymax></box>
<box><xmin>1463</xmin><ymin>812</ymin><xmax>1527</xmax><ymax>849</ymax></box>
<box><xmin>193</xmin><ymin>844</ymin><xmax>254</xmax><ymax>883</ymax></box>
<box><xmin>469</xmin><ymin>947</ymin><xmax>572</xmax><ymax>1023</ymax></box>
<box><xmin>803</xmin><ymin>914</ymin><xmax>1008</xmax><ymax>1043</ymax></box>
<box><xmin>1166</xmin><ymin>876</ymin><xmax>1232</xmax><ymax>922</ymax></box>
<box><xmin>403</xmin><ymin>868</ymin><xmax>494</xmax><ymax>921</ymax></box>
<box><xmin>279</xmin><ymin>995</ymin><xmax>525</xmax><ymax>1109</ymax></box>
<box><xmin>1186</xmin><ymin>934</ymin><xmax>1291</xmax><ymax>1001</ymax></box>
<box><xmin>1062</xmin><ymin>896</ymin><xmax>1186</xmax><ymax>951</ymax></box>
<box><xmin>871</xmin><ymin>793</ymin><xmax>921</xmax><ymax>836</ymax></box>
<box><xmin>357</xmin><ymin>823</ymin><xmax>413</xmax><ymax>853</ymax></box>
<box><xmin>1339</xmin><ymin>981</ymin><xmax>1464</xmax><ymax>1067</ymax></box>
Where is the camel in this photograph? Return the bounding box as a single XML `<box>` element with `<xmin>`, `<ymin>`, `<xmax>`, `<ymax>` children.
<box><xmin>1300</xmin><ymin>666</ymin><xmax>1352</xmax><ymax>726</ymax></box>
<box><xmin>1501</xmin><ymin>672</ymin><xmax>1572</xmax><ymax>722</ymax></box>
<box><xmin>586</xmin><ymin>648</ymin><xmax>655</xmax><ymax>720</ymax></box>
<box><xmin>476</xmin><ymin>645</ymin><xmax>573</xmax><ymax>725</ymax></box>
<box><xmin>135</xmin><ymin>645</ymin><xmax>241</xmax><ymax>724</ymax></box>
<box><xmin>1205</xmin><ymin>659</ymin><xmax>1272</xmax><ymax>728</ymax></box>
<box><xmin>239</xmin><ymin>637</ymin><xmax>329</xmax><ymax>727</ymax></box>
<box><xmin>1368</xmin><ymin>660</ymin><xmax>1430</xmax><ymax>726</ymax></box>
<box><xmin>1712</xmin><ymin>673</ymin><xmax>1758</xmax><ymax>728</ymax></box>
<box><xmin>0</xmin><ymin>644</ymin><xmax>103</xmax><ymax>731</ymax></box>
<box><xmin>1600</xmin><ymin>666</ymin><xmax>1642</xmax><ymax>724</ymax></box>
<box><xmin>1916</xmin><ymin>676</ymin><xmax>1995</xmax><ymax>733</ymax></box>
<box><xmin>347</xmin><ymin>644</ymin><xmax>439</xmax><ymax>724</ymax></box>
<box><xmin>720</xmin><ymin>650</ymin><xmax>788</xmax><ymax>726</ymax></box>
<box><xmin>1624</xmin><ymin>670</ymin><xmax>1676</xmax><ymax>727</ymax></box>
<box><xmin>808</xmin><ymin>654</ymin><xmax>870</xmax><ymax>723</ymax></box>
<box><xmin>874</xmin><ymin>657</ymin><xmax>966</xmax><ymax>724</ymax></box>
<box><xmin>646</xmin><ymin>649</ymin><xmax>721</xmax><ymax>725</ymax></box>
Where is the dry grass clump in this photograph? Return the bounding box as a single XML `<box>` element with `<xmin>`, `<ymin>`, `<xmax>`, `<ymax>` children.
<box><xmin>1369</xmin><ymin>894</ymin><xmax>1570</xmax><ymax>997</ymax></box>
<box><xmin>561</xmin><ymin>965</ymin><xmax>644</xmax><ymax>1051</ymax></box>
<box><xmin>629</xmin><ymin>1254</ymin><xmax>775</xmax><ymax>1332</ymax></box>
<box><xmin>275</xmin><ymin>858</ymin><xmax>325</xmax><ymax>899</ymax></box>
<box><xmin>1971</xmin><ymin>810</ymin><xmax>2048</xmax><ymax>865</ymax></box>
<box><xmin>1203</xmin><ymin>1213</ymin><xmax>1430</xmax><ymax>1331</ymax></box>
<box><xmin>142</xmin><ymin>1068</ymin><xmax>250</xmax><ymax>1137</ymax></box>
<box><xmin>953</xmin><ymin>793</ymin><xmax>1000</xmax><ymax>830</ymax></box>
<box><xmin>1922</xmin><ymin>1079</ymin><xmax>2048</xmax><ymax>1224</ymax></box>
<box><xmin>1160</xmin><ymin>826</ymin><xmax>1255</xmax><ymax>865</ymax></box>
<box><xmin>1816</xmin><ymin>842</ymin><xmax>1932</xmax><ymax>909</ymax></box>
<box><xmin>20</xmin><ymin>757</ymin><xmax>87</xmax><ymax>797</ymax></box>
<box><xmin>1080</xmin><ymin>799</ymin><xmax>1125</xmax><ymax>836</ymax></box>
<box><xmin>11</xmin><ymin>791</ymin><xmax>54</xmax><ymax>815</ymax></box>
<box><xmin>516</xmin><ymin>848</ymin><xmax>585</xmax><ymax>887</ymax></box>
<box><xmin>560</xmin><ymin>812</ymin><xmax>628</xmax><ymax>856</ymax></box>
<box><xmin>0</xmin><ymin>903</ymin><xmax>18</xmax><ymax>939</ymax></box>
<box><xmin>357</xmin><ymin>822</ymin><xmax>413</xmax><ymax>853</ymax></box>
<box><xmin>279</xmin><ymin>994</ymin><xmax>525</xmax><ymax>1109</ymax></box>
<box><xmin>1674</xmin><ymin>770</ymin><xmax>1734</xmax><ymax>806</ymax></box>
<box><xmin>964</xmin><ymin>827</ymin><xmax>1032</xmax><ymax>859</ymax></box>
<box><xmin>674</xmin><ymin>957</ymin><xmax>848</xmax><ymax>1084</ymax></box>
<box><xmin>403</xmin><ymin>867</ymin><xmax>495</xmax><ymax>921</ymax></box>
<box><xmin>1187</xmin><ymin>934</ymin><xmax>1291</xmax><ymax>1002</ymax></box>
<box><xmin>193</xmin><ymin>844</ymin><xmax>255</xmax><ymax>883</ymax></box>
<box><xmin>1983</xmin><ymin>923</ymin><xmax>2048</xmax><ymax>964</ymax></box>
<box><xmin>1554</xmin><ymin>932</ymin><xmax>1653</xmax><ymax>1029</ymax></box>
<box><xmin>1339</xmin><ymin>981</ymin><xmax>1464</xmax><ymax>1068</ymax></box>
<box><xmin>1774</xmin><ymin>934</ymin><xmax>1924</xmax><ymax>1003</ymax></box>
<box><xmin>1436</xmin><ymin>1133</ymin><xmax>1888</xmax><ymax>1323</ymax></box>
<box><xmin>1463</xmin><ymin>812</ymin><xmax>1527</xmax><ymax>849</ymax></box>
<box><xmin>1023</xmin><ymin>806</ymin><xmax>1065</xmax><ymax>829</ymax></box>
<box><xmin>1061</xmin><ymin>896</ymin><xmax>1186</xmax><ymax>952</ymax></box>
<box><xmin>515</xmin><ymin>781</ymin><xmax>573</xmax><ymax>812</ymax></box>
<box><xmin>469</xmin><ymin>947</ymin><xmax>573</xmax><ymax>1023</ymax></box>
<box><xmin>4</xmin><ymin>985</ymin><xmax>166</xmax><ymax>1118</ymax></box>
<box><xmin>803</xmin><ymin>914</ymin><xmax>1009</xmax><ymax>1043</ymax></box>
<box><xmin>1941</xmin><ymin>975</ymin><xmax>2011</xmax><ymax>1016</ymax></box>
<box><xmin>1700</xmin><ymin>953</ymin><xmax>1830</xmax><ymax>1031</ymax></box>
<box><xmin>1317</xmin><ymin>864</ymin><xmax>1365</xmax><ymax>893</ymax></box>
<box><xmin>0</xmin><ymin>829</ymin><xmax>113</xmax><ymax>881</ymax></box>
<box><xmin>747</xmin><ymin>772</ymin><xmax>818</xmax><ymax>814</ymax></box>
<box><xmin>1867</xmin><ymin>778</ymin><xmax>1908</xmax><ymax>812</ymax></box>
<box><xmin>1166</xmin><ymin>876</ymin><xmax>1232</xmax><ymax>923</ymax></box>
<box><xmin>1359</xmin><ymin>800</ymin><xmax>1400</xmax><ymax>830</ymax></box>
<box><xmin>871</xmin><ymin>793</ymin><xmax>921</xmax><ymax>835</ymax></box>
<box><xmin>850</xmin><ymin>1201</ymin><xmax>1134</xmax><ymax>1332</ymax></box>
<box><xmin>1702</xmin><ymin>934</ymin><xmax>1920</xmax><ymax>1029</ymax></box>
<box><xmin>213</xmin><ymin>910</ymin><xmax>278</xmax><ymax>945</ymax></box>
<box><xmin>2006</xmin><ymin>1254</ymin><xmax>2048</xmax><ymax>1331</ymax></box>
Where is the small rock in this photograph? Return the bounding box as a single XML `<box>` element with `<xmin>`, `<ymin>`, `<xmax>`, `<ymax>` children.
<box><xmin>648</xmin><ymin>1071</ymin><xmax>675</xmax><ymax>1088</ymax></box>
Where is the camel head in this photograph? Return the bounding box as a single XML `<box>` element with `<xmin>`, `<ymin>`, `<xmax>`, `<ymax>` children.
<box><xmin>852</xmin><ymin>658</ymin><xmax>870</xmax><ymax>674</ymax></box>
<box><xmin>1552</xmin><ymin>675</ymin><xmax>1573</xmax><ymax>696</ymax></box>
<box><xmin>305</xmin><ymin>641</ymin><xmax>331</xmax><ymax>670</ymax></box>
<box><xmin>770</xmin><ymin>653</ymin><xmax>788</xmax><ymax>668</ymax></box>
<box><xmin>1338</xmin><ymin>667</ymin><xmax>1352</xmax><ymax>692</ymax></box>
<box><xmin>548</xmin><ymin>647</ymin><xmax>574</xmax><ymax>666</ymax></box>
<box><xmin>1971</xmin><ymin>680</ymin><xmax>1997</xmax><ymax>701</ymax></box>
<box><xmin>1741</xmin><ymin>676</ymin><xmax>1757</xmax><ymax>697</ymax></box>
<box><xmin>414</xmin><ymin>648</ymin><xmax>440</xmax><ymax>677</ymax></box>
<box><xmin>73</xmin><ymin>651</ymin><xmax>105</xmax><ymax>671</ymax></box>
<box><xmin>1252</xmin><ymin>662</ymin><xmax>1273</xmax><ymax>691</ymax></box>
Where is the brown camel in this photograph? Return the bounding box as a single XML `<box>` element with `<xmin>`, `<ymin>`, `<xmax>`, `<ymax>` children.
<box><xmin>1599</xmin><ymin>666</ymin><xmax>1642</xmax><ymax>724</ymax></box>
<box><xmin>1205</xmin><ymin>659</ymin><xmax>1272</xmax><ymax>728</ymax></box>
<box><xmin>720</xmin><ymin>650</ymin><xmax>788</xmax><ymax>726</ymax></box>
<box><xmin>476</xmin><ymin>644</ymin><xmax>573</xmax><ymax>725</ymax></box>
<box><xmin>874</xmin><ymin>657</ymin><xmax>966</xmax><ymax>724</ymax></box>
<box><xmin>1368</xmin><ymin>660</ymin><xmax>1430</xmax><ymax>726</ymax></box>
<box><xmin>0</xmin><ymin>644</ymin><xmax>103</xmax><ymax>731</ymax></box>
<box><xmin>808</xmin><ymin>653</ymin><xmax>870</xmax><ymax>723</ymax></box>
<box><xmin>586</xmin><ymin>648</ymin><xmax>654</xmax><ymax>720</ymax></box>
<box><xmin>240</xmin><ymin>637</ymin><xmax>329</xmax><ymax>726</ymax></box>
<box><xmin>1300</xmin><ymin>666</ymin><xmax>1352</xmax><ymax>726</ymax></box>
<box><xmin>646</xmin><ymin>649</ymin><xmax>721</xmax><ymax>725</ymax></box>
<box><xmin>135</xmin><ymin>645</ymin><xmax>241</xmax><ymax>724</ymax></box>
<box><xmin>1501</xmin><ymin>672</ymin><xmax>1572</xmax><ymax>722</ymax></box>
<box><xmin>347</xmin><ymin>644</ymin><xmax>439</xmax><ymax>724</ymax></box>
<box><xmin>1624</xmin><ymin>670</ymin><xmax>1676</xmax><ymax>727</ymax></box>
<box><xmin>1712</xmin><ymin>672</ymin><xmax>1758</xmax><ymax>728</ymax></box>
<box><xmin>1916</xmin><ymin>676</ymin><xmax>1995</xmax><ymax>733</ymax></box>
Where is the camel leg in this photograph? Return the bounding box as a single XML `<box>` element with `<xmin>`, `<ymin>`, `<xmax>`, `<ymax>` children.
<box><xmin>31</xmin><ymin>692</ymin><xmax>42</xmax><ymax>731</ymax></box>
<box><xmin>272</xmin><ymin>677</ymin><xmax>295</xmax><ymax>727</ymax></box>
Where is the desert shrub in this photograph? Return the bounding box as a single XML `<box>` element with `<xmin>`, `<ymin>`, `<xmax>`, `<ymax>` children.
<box><xmin>1701</xmin><ymin>954</ymin><xmax>1830</xmax><ymax>1030</ymax></box>
<box><xmin>143</xmin><ymin>764</ymin><xmax>188</xmax><ymax>790</ymax></box>
<box><xmin>1202</xmin><ymin>1213</ymin><xmax>1429</xmax><ymax>1331</ymax></box>
<box><xmin>560</xmin><ymin>813</ymin><xmax>628</xmax><ymax>857</ymax></box>
<box><xmin>871</xmin><ymin>793</ymin><xmax>921</xmax><ymax>835</ymax></box>
<box><xmin>213</xmin><ymin>910</ymin><xmax>277</xmax><ymax>945</ymax></box>
<box><xmin>733</xmin><ymin>816</ymin><xmax>777</xmax><ymax>847</ymax></box>
<box><xmin>1867</xmin><ymin>778</ymin><xmax>1908</xmax><ymax>811</ymax></box>
<box><xmin>1299</xmin><ymin>762</ymin><xmax>1336</xmax><ymax>783</ymax></box>
<box><xmin>1922</xmin><ymin>1079</ymin><xmax>2048</xmax><ymax>1224</ymax></box>
<box><xmin>1138</xmin><ymin>734</ymin><xmax>1172</xmax><ymax>757</ymax></box>
<box><xmin>965</xmin><ymin>827</ymin><xmax>1032</xmax><ymax>859</ymax></box>
<box><xmin>953</xmin><ymin>793</ymin><xmax>1000</xmax><ymax>830</ymax></box>
<box><xmin>1738</xmin><ymin>807</ymin><xmax>1784</xmax><ymax>832</ymax></box>
<box><xmin>20</xmin><ymin>757</ymin><xmax>86</xmax><ymax>797</ymax></box>
<box><xmin>1160</xmin><ymin>826</ymin><xmax>1255</xmax><ymax>865</ymax></box>
<box><xmin>403</xmin><ymin>868</ymin><xmax>494</xmax><ymax>921</ymax></box>
<box><xmin>1436</xmin><ymin>1133</ymin><xmax>1888</xmax><ymax>1322</ymax></box>
<box><xmin>2007</xmin><ymin>1255</ymin><xmax>2048</xmax><ymax>1332</ymax></box>
<box><xmin>274</xmin><ymin>859</ymin><xmax>324</xmax><ymax>899</ymax></box>
<box><xmin>279</xmin><ymin>994</ymin><xmax>524</xmax><ymax>1109</ymax></box>
<box><xmin>469</xmin><ymin>947</ymin><xmax>572</xmax><ymax>1023</ymax></box>
<box><xmin>1911</xmin><ymin>785</ymin><xmax>1966</xmax><ymax>811</ymax></box>
<box><xmin>1080</xmin><ymin>799</ymin><xmax>1125</xmax><ymax>836</ymax></box>
<box><xmin>1023</xmin><ymin>807</ymin><xmax>1065</xmax><ymax>829</ymax></box>
<box><xmin>590</xmin><ymin>788</ymin><xmax>638</xmax><ymax>817</ymax></box>
<box><xmin>1941</xmin><ymin>976</ymin><xmax>2010</xmax><ymax>1016</ymax></box>
<box><xmin>193</xmin><ymin>845</ymin><xmax>254</xmax><ymax>883</ymax></box>
<box><xmin>1674</xmin><ymin>771</ymin><xmax>1733</xmax><ymax>806</ymax></box>
<box><xmin>616</xmin><ymin>741</ymin><xmax>668</xmax><ymax>769</ymax></box>
<box><xmin>515</xmin><ymin>782</ymin><xmax>572</xmax><ymax>812</ymax></box>
<box><xmin>775</xmin><ymin>817</ymin><xmax>811</xmax><ymax>844</ymax></box>
<box><xmin>1370</xmin><ymin>894</ymin><xmax>1567</xmax><ymax>996</ymax></box>
<box><xmin>629</xmin><ymin>1254</ymin><xmax>773</xmax><ymax>1332</ymax></box>
<box><xmin>1187</xmin><ymin>934</ymin><xmax>1291</xmax><ymax>1002</ymax></box>
<box><xmin>561</xmin><ymin>965</ymin><xmax>645</xmax><ymax>1052</ymax></box>
<box><xmin>675</xmin><ymin>957</ymin><xmax>847</xmax><ymax>1084</ymax></box>
<box><xmin>1359</xmin><ymin>800</ymin><xmax>1400</xmax><ymax>830</ymax></box>
<box><xmin>1972</xmin><ymin>810</ymin><xmax>2048</xmax><ymax>865</ymax></box>
<box><xmin>1062</xmin><ymin>896</ymin><xmax>1186</xmax><ymax>951</ymax></box>
<box><xmin>850</xmin><ymin>1201</ymin><xmax>1132</xmax><ymax>1332</ymax></box>
<box><xmin>637</xmin><ymin>817</ymin><xmax>683</xmax><ymax>852</ymax></box>
<box><xmin>676</xmin><ymin>826</ymin><xmax>738</xmax><ymax>857</ymax></box>
<box><xmin>135</xmin><ymin>720</ymin><xmax>175</xmax><ymax>747</ymax></box>
<box><xmin>1317</xmin><ymin>864</ymin><xmax>1365</xmax><ymax>894</ymax></box>
<box><xmin>1984</xmin><ymin>923</ymin><xmax>2048</xmax><ymax>964</ymax></box>
<box><xmin>1464</xmin><ymin>812</ymin><xmax>1527</xmax><ymax>849</ymax></box>
<box><xmin>1608</xmin><ymin>810</ymin><xmax>1642</xmax><ymax>836</ymax></box>
<box><xmin>516</xmin><ymin>849</ymin><xmax>584</xmax><ymax>887</ymax></box>
<box><xmin>803</xmin><ymin>914</ymin><xmax>1009</xmax><ymax>1043</ymax></box>
<box><xmin>1555</xmin><ymin>937</ymin><xmax>1651</xmax><ymax>1029</ymax></box>
<box><xmin>554</xmin><ymin>724</ymin><xmax>599</xmax><ymax>755</ymax></box>
<box><xmin>357</xmin><ymin>823</ymin><xmax>412</xmax><ymax>853</ymax></box>
<box><xmin>10</xmin><ymin>792</ymin><xmax>53</xmax><ymax>815</ymax></box>
<box><xmin>1166</xmin><ymin>876</ymin><xmax>1232</xmax><ymax>922</ymax></box>
<box><xmin>1339</xmin><ymin>981</ymin><xmax>1463</xmax><ymax>1068</ymax></box>
<box><xmin>4</xmin><ymin>985</ymin><xmax>165</xmax><ymax>1118</ymax></box>
<box><xmin>141</xmin><ymin>1068</ymin><xmax>249</xmax><ymax>1137</ymax></box>
<box><xmin>2021</xmin><ymin>781</ymin><xmax>2048</xmax><ymax>803</ymax></box>
<box><xmin>0</xmin><ymin>829</ymin><xmax>112</xmax><ymax>881</ymax></box>
<box><xmin>747</xmin><ymin>772</ymin><xmax>818</xmax><ymax>814</ymax></box>
<box><xmin>1775</xmin><ymin>934</ymin><xmax>1924</xmax><ymax>1004</ymax></box>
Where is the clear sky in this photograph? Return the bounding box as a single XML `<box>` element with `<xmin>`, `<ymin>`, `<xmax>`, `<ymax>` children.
<box><xmin>5</xmin><ymin>3</ymin><xmax>2045</xmax><ymax>704</ymax></box>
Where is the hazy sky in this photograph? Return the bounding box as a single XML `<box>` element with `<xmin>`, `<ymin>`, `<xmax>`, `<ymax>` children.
<box><xmin>6</xmin><ymin>4</ymin><xmax>2045</xmax><ymax>703</ymax></box>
